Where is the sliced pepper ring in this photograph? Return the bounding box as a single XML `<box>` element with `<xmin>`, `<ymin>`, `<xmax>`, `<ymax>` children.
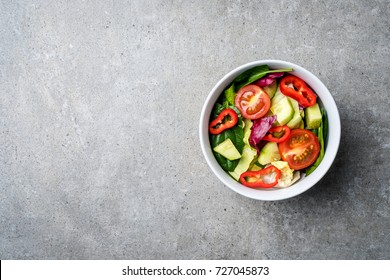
<box><xmin>209</xmin><ymin>108</ymin><xmax>239</xmax><ymax>135</ymax></box>
<box><xmin>262</xmin><ymin>125</ymin><xmax>291</xmax><ymax>143</ymax></box>
<box><xmin>239</xmin><ymin>165</ymin><xmax>281</xmax><ymax>188</ymax></box>
<box><xmin>280</xmin><ymin>75</ymin><xmax>317</xmax><ymax>108</ymax></box>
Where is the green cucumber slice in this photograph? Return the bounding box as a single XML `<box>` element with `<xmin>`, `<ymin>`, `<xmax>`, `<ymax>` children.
<box><xmin>213</xmin><ymin>138</ymin><xmax>241</xmax><ymax>160</ymax></box>
<box><xmin>305</xmin><ymin>103</ymin><xmax>322</xmax><ymax>129</ymax></box>
<box><xmin>271</xmin><ymin>85</ymin><xmax>285</xmax><ymax>106</ymax></box>
<box><xmin>258</xmin><ymin>142</ymin><xmax>281</xmax><ymax>165</ymax></box>
<box><xmin>263</xmin><ymin>80</ymin><xmax>278</xmax><ymax>99</ymax></box>
<box><xmin>229</xmin><ymin>145</ymin><xmax>257</xmax><ymax>181</ymax></box>
<box><xmin>270</xmin><ymin>96</ymin><xmax>294</xmax><ymax>125</ymax></box>
<box><xmin>286</xmin><ymin>97</ymin><xmax>302</xmax><ymax>129</ymax></box>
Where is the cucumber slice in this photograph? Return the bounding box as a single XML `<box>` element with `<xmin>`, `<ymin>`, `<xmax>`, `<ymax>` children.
<box><xmin>229</xmin><ymin>145</ymin><xmax>257</xmax><ymax>180</ymax></box>
<box><xmin>271</xmin><ymin>85</ymin><xmax>285</xmax><ymax>106</ymax></box>
<box><xmin>258</xmin><ymin>142</ymin><xmax>281</xmax><ymax>165</ymax></box>
<box><xmin>263</xmin><ymin>80</ymin><xmax>278</xmax><ymax>99</ymax></box>
<box><xmin>270</xmin><ymin>96</ymin><xmax>294</xmax><ymax>125</ymax></box>
<box><xmin>305</xmin><ymin>103</ymin><xmax>322</xmax><ymax>129</ymax></box>
<box><xmin>289</xmin><ymin>97</ymin><xmax>299</xmax><ymax>111</ymax></box>
<box><xmin>286</xmin><ymin>97</ymin><xmax>302</xmax><ymax>129</ymax></box>
<box><xmin>213</xmin><ymin>138</ymin><xmax>241</xmax><ymax>160</ymax></box>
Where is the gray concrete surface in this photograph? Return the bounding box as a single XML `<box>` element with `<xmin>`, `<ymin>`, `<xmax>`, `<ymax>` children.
<box><xmin>1</xmin><ymin>0</ymin><xmax>389</xmax><ymax>259</ymax></box>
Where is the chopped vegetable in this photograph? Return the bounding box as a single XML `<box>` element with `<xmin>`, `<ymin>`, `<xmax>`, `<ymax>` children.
<box><xmin>262</xmin><ymin>80</ymin><xmax>278</xmax><ymax>99</ymax></box>
<box><xmin>213</xmin><ymin>138</ymin><xmax>241</xmax><ymax>160</ymax></box>
<box><xmin>255</xmin><ymin>76</ymin><xmax>274</xmax><ymax>87</ymax></box>
<box><xmin>258</xmin><ymin>142</ymin><xmax>281</xmax><ymax>165</ymax></box>
<box><xmin>278</xmin><ymin>129</ymin><xmax>320</xmax><ymax>170</ymax></box>
<box><xmin>270</xmin><ymin>96</ymin><xmax>294</xmax><ymax>125</ymax></box>
<box><xmin>306</xmin><ymin>109</ymin><xmax>327</xmax><ymax>175</ymax></box>
<box><xmin>229</xmin><ymin>145</ymin><xmax>257</xmax><ymax>181</ymax></box>
<box><xmin>270</xmin><ymin>161</ymin><xmax>298</xmax><ymax>188</ymax></box>
<box><xmin>249</xmin><ymin>115</ymin><xmax>277</xmax><ymax>153</ymax></box>
<box><xmin>239</xmin><ymin>165</ymin><xmax>282</xmax><ymax>188</ymax></box>
<box><xmin>280</xmin><ymin>75</ymin><xmax>317</xmax><ymax>108</ymax></box>
<box><xmin>235</xmin><ymin>85</ymin><xmax>271</xmax><ymax>120</ymax></box>
<box><xmin>263</xmin><ymin>125</ymin><xmax>291</xmax><ymax>143</ymax></box>
<box><xmin>209</xmin><ymin>108</ymin><xmax>238</xmax><ymax>135</ymax></box>
<box><xmin>305</xmin><ymin>103</ymin><xmax>322</xmax><ymax>129</ymax></box>
<box><xmin>286</xmin><ymin>97</ymin><xmax>303</xmax><ymax>129</ymax></box>
<box><xmin>229</xmin><ymin>119</ymin><xmax>258</xmax><ymax>180</ymax></box>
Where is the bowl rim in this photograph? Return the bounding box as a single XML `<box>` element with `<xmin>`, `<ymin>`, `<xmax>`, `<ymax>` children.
<box><xmin>199</xmin><ymin>59</ymin><xmax>341</xmax><ymax>201</ymax></box>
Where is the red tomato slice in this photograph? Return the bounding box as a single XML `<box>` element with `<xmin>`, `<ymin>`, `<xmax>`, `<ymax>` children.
<box><xmin>234</xmin><ymin>85</ymin><xmax>270</xmax><ymax>120</ymax></box>
<box><xmin>278</xmin><ymin>129</ymin><xmax>320</xmax><ymax>170</ymax></box>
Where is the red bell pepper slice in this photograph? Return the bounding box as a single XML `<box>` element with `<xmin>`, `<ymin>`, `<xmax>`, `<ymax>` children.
<box><xmin>262</xmin><ymin>125</ymin><xmax>291</xmax><ymax>143</ymax></box>
<box><xmin>209</xmin><ymin>108</ymin><xmax>239</xmax><ymax>135</ymax></box>
<box><xmin>239</xmin><ymin>166</ymin><xmax>281</xmax><ymax>188</ymax></box>
<box><xmin>280</xmin><ymin>75</ymin><xmax>317</xmax><ymax>108</ymax></box>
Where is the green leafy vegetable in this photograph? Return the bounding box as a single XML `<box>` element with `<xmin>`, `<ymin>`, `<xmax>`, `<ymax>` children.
<box><xmin>322</xmin><ymin>108</ymin><xmax>328</xmax><ymax>147</ymax></box>
<box><xmin>224</xmin><ymin>84</ymin><xmax>236</xmax><ymax>106</ymax></box>
<box><xmin>306</xmin><ymin>108</ymin><xmax>327</xmax><ymax>175</ymax></box>
<box><xmin>234</xmin><ymin>65</ymin><xmax>293</xmax><ymax>90</ymax></box>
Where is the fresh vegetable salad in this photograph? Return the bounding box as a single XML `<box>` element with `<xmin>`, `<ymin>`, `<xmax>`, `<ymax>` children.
<box><xmin>209</xmin><ymin>65</ymin><xmax>328</xmax><ymax>189</ymax></box>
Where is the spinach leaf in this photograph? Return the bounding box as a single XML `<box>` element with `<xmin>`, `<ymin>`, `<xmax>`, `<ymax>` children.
<box><xmin>234</xmin><ymin>66</ymin><xmax>293</xmax><ymax>90</ymax></box>
<box><xmin>234</xmin><ymin>65</ymin><xmax>270</xmax><ymax>88</ymax></box>
<box><xmin>211</xmin><ymin>102</ymin><xmax>225</xmax><ymax>119</ymax></box>
<box><xmin>322</xmin><ymin>108</ymin><xmax>328</xmax><ymax>148</ymax></box>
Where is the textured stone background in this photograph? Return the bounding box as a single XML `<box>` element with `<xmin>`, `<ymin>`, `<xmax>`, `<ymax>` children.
<box><xmin>1</xmin><ymin>0</ymin><xmax>389</xmax><ymax>259</ymax></box>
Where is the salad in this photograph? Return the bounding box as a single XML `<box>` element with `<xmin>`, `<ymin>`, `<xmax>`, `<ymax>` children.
<box><xmin>209</xmin><ymin>65</ymin><xmax>328</xmax><ymax>189</ymax></box>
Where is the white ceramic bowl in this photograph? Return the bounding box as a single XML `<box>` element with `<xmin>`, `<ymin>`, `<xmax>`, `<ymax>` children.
<box><xmin>199</xmin><ymin>60</ymin><xmax>341</xmax><ymax>201</ymax></box>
